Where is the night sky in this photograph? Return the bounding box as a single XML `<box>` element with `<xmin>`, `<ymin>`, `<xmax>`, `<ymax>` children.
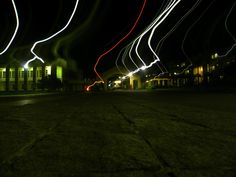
<box><xmin>0</xmin><ymin>0</ymin><xmax>235</xmax><ymax>78</ymax></box>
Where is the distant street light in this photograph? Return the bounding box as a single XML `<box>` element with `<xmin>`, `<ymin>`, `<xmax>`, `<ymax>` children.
<box><xmin>211</xmin><ymin>53</ymin><xmax>218</xmax><ymax>59</ymax></box>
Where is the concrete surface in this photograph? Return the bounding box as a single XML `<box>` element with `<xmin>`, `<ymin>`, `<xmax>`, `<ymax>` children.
<box><xmin>0</xmin><ymin>90</ymin><xmax>236</xmax><ymax>177</ymax></box>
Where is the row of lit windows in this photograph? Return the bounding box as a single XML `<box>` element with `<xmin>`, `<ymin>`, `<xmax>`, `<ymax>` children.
<box><xmin>0</xmin><ymin>70</ymin><xmax>43</xmax><ymax>79</ymax></box>
<box><xmin>193</xmin><ymin>65</ymin><xmax>216</xmax><ymax>75</ymax></box>
<box><xmin>0</xmin><ymin>66</ymin><xmax>52</xmax><ymax>79</ymax></box>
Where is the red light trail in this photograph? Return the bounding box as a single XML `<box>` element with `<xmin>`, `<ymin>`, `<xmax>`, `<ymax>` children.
<box><xmin>86</xmin><ymin>0</ymin><xmax>147</xmax><ymax>91</ymax></box>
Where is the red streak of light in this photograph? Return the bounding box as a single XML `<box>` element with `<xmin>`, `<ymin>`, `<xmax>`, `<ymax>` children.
<box><xmin>87</xmin><ymin>0</ymin><xmax>147</xmax><ymax>91</ymax></box>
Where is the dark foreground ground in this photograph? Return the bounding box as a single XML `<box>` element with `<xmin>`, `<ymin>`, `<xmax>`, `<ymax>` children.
<box><xmin>0</xmin><ymin>90</ymin><xmax>236</xmax><ymax>177</ymax></box>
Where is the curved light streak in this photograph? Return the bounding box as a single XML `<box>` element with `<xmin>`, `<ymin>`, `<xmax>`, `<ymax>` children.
<box><xmin>224</xmin><ymin>2</ymin><xmax>236</xmax><ymax>42</ymax></box>
<box><xmin>24</xmin><ymin>0</ymin><xmax>80</xmax><ymax>68</ymax></box>
<box><xmin>154</xmin><ymin>0</ymin><xmax>201</xmax><ymax>55</ymax></box>
<box><xmin>122</xmin><ymin>59</ymin><xmax>160</xmax><ymax>80</ymax></box>
<box><xmin>115</xmin><ymin>45</ymin><xmax>131</xmax><ymax>75</ymax></box>
<box><xmin>129</xmin><ymin>42</ymin><xmax>140</xmax><ymax>69</ymax></box>
<box><xmin>86</xmin><ymin>0</ymin><xmax>147</xmax><ymax>91</ymax></box>
<box><xmin>132</xmin><ymin>0</ymin><xmax>178</xmax><ymax>67</ymax></box>
<box><xmin>181</xmin><ymin>0</ymin><xmax>216</xmax><ymax>73</ymax></box>
<box><xmin>118</xmin><ymin>0</ymin><xmax>181</xmax><ymax>75</ymax></box>
<box><xmin>0</xmin><ymin>0</ymin><xmax>19</xmax><ymax>55</ymax></box>
<box><xmin>115</xmin><ymin>47</ymin><xmax>127</xmax><ymax>75</ymax></box>
<box><xmin>52</xmin><ymin>0</ymin><xmax>101</xmax><ymax>60</ymax></box>
<box><xmin>116</xmin><ymin>0</ymin><xmax>177</xmax><ymax>75</ymax></box>
<box><xmin>120</xmin><ymin>0</ymin><xmax>183</xmax><ymax>79</ymax></box>
<box><xmin>152</xmin><ymin>0</ymin><xmax>202</xmax><ymax>75</ymax></box>
<box><xmin>148</xmin><ymin>0</ymin><xmax>181</xmax><ymax>62</ymax></box>
<box><xmin>121</xmin><ymin>45</ymin><xmax>132</xmax><ymax>72</ymax></box>
<box><xmin>218</xmin><ymin>1</ymin><xmax>236</xmax><ymax>58</ymax></box>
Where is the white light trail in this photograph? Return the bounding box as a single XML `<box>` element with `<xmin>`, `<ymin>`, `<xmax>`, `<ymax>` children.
<box><xmin>133</xmin><ymin>0</ymin><xmax>179</xmax><ymax>65</ymax></box>
<box><xmin>151</xmin><ymin>0</ymin><xmax>202</xmax><ymax>75</ymax></box>
<box><xmin>116</xmin><ymin>0</ymin><xmax>175</xmax><ymax>74</ymax></box>
<box><xmin>0</xmin><ymin>0</ymin><xmax>19</xmax><ymax>55</ymax></box>
<box><xmin>117</xmin><ymin>0</ymin><xmax>183</xmax><ymax>79</ymax></box>
<box><xmin>181</xmin><ymin>0</ymin><xmax>216</xmax><ymax>73</ymax></box>
<box><xmin>129</xmin><ymin>42</ymin><xmax>140</xmax><ymax>69</ymax></box>
<box><xmin>122</xmin><ymin>59</ymin><xmax>160</xmax><ymax>80</ymax></box>
<box><xmin>121</xmin><ymin>45</ymin><xmax>131</xmax><ymax>72</ymax></box>
<box><xmin>24</xmin><ymin>0</ymin><xmax>80</xmax><ymax>68</ymax></box>
<box><xmin>154</xmin><ymin>0</ymin><xmax>201</xmax><ymax>55</ymax></box>
<box><xmin>115</xmin><ymin>46</ymin><xmax>131</xmax><ymax>75</ymax></box>
<box><xmin>218</xmin><ymin>1</ymin><xmax>236</xmax><ymax>58</ymax></box>
<box><xmin>148</xmin><ymin>0</ymin><xmax>181</xmax><ymax>61</ymax></box>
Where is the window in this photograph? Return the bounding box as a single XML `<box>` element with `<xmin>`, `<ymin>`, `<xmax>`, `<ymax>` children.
<box><xmin>36</xmin><ymin>67</ymin><xmax>42</xmax><ymax>78</ymax></box>
<box><xmin>12</xmin><ymin>71</ymin><xmax>15</xmax><ymax>78</ymax></box>
<box><xmin>45</xmin><ymin>66</ymin><xmax>51</xmax><ymax>76</ymax></box>
<box><xmin>56</xmin><ymin>66</ymin><xmax>63</xmax><ymax>79</ymax></box>
<box><xmin>3</xmin><ymin>71</ymin><xmax>6</xmax><ymax>78</ymax></box>
<box><xmin>37</xmin><ymin>70</ymin><xmax>42</xmax><ymax>77</ymax></box>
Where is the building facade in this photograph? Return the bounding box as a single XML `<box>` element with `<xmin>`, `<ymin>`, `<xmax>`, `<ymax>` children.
<box><xmin>0</xmin><ymin>64</ymin><xmax>63</xmax><ymax>91</ymax></box>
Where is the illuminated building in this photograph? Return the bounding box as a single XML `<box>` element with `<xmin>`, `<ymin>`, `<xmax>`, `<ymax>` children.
<box><xmin>0</xmin><ymin>61</ymin><xmax>63</xmax><ymax>91</ymax></box>
<box><xmin>193</xmin><ymin>66</ymin><xmax>204</xmax><ymax>84</ymax></box>
<box><xmin>100</xmin><ymin>67</ymin><xmax>142</xmax><ymax>90</ymax></box>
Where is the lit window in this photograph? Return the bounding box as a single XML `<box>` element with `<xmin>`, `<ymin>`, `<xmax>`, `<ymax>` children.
<box><xmin>36</xmin><ymin>67</ymin><xmax>42</xmax><ymax>78</ymax></box>
<box><xmin>56</xmin><ymin>66</ymin><xmax>62</xmax><ymax>79</ymax></box>
<box><xmin>12</xmin><ymin>71</ymin><xmax>15</xmax><ymax>78</ymax></box>
<box><xmin>45</xmin><ymin>66</ymin><xmax>51</xmax><ymax>76</ymax></box>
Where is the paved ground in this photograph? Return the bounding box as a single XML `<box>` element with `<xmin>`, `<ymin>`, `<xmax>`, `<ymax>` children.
<box><xmin>0</xmin><ymin>90</ymin><xmax>236</xmax><ymax>177</ymax></box>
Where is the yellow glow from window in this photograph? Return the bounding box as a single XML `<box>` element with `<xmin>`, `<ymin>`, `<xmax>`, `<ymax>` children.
<box><xmin>56</xmin><ymin>66</ymin><xmax>63</xmax><ymax>79</ymax></box>
<box><xmin>36</xmin><ymin>67</ymin><xmax>42</xmax><ymax>78</ymax></box>
<box><xmin>0</xmin><ymin>68</ymin><xmax>6</xmax><ymax>72</ymax></box>
<box><xmin>45</xmin><ymin>66</ymin><xmax>51</xmax><ymax>76</ymax></box>
<box><xmin>193</xmin><ymin>66</ymin><xmax>204</xmax><ymax>76</ymax></box>
<box><xmin>114</xmin><ymin>80</ymin><xmax>121</xmax><ymax>84</ymax></box>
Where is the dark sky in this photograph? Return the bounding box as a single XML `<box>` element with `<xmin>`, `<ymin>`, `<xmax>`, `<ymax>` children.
<box><xmin>0</xmin><ymin>0</ymin><xmax>235</xmax><ymax>77</ymax></box>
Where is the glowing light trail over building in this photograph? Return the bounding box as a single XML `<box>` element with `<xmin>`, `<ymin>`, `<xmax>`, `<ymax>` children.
<box><xmin>117</xmin><ymin>0</ymin><xmax>183</xmax><ymax>79</ymax></box>
<box><xmin>181</xmin><ymin>0</ymin><xmax>216</xmax><ymax>74</ymax></box>
<box><xmin>0</xmin><ymin>0</ymin><xmax>19</xmax><ymax>55</ymax></box>
<box><xmin>218</xmin><ymin>1</ymin><xmax>236</xmax><ymax>58</ymax></box>
<box><xmin>24</xmin><ymin>0</ymin><xmax>80</xmax><ymax>69</ymax></box>
<box><xmin>150</xmin><ymin>0</ymin><xmax>202</xmax><ymax>76</ymax></box>
<box><xmin>86</xmin><ymin>0</ymin><xmax>147</xmax><ymax>91</ymax></box>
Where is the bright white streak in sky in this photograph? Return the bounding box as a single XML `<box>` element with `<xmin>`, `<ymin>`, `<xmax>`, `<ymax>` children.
<box><xmin>218</xmin><ymin>1</ymin><xmax>236</xmax><ymax>58</ymax></box>
<box><xmin>148</xmin><ymin>0</ymin><xmax>181</xmax><ymax>62</ymax></box>
<box><xmin>181</xmin><ymin>0</ymin><xmax>216</xmax><ymax>73</ymax></box>
<box><xmin>133</xmin><ymin>0</ymin><xmax>179</xmax><ymax>66</ymax></box>
<box><xmin>118</xmin><ymin>0</ymin><xmax>182</xmax><ymax>79</ymax></box>
<box><xmin>0</xmin><ymin>0</ymin><xmax>19</xmax><ymax>55</ymax></box>
<box><xmin>152</xmin><ymin>0</ymin><xmax>202</xmax><ymax>75</ymax></box>
<box><xmin>24</xmin><ymin>0</ymin><xmax>80</xmax><ymax>68</ymax></box>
